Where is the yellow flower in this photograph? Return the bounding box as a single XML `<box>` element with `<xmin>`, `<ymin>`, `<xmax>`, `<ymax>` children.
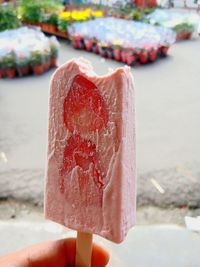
<box><xmin>59</xmin><ymin>11</ymin><xmax>71</xmax><ymax>20</ymax></box>
<box><xmin>92</xmin><ymin>10</ymin><xmax>103</xmax><ymax>18</ymax></box>
<box><xmin>59</xmin><ymin>8</ymin><xmax>103</xmax><ymax>22</ymax></box>
<box><xmin>113</xmin><ymin>40</ymin><xmax>122</xmax><ymax>46</ymax></box>
<box><xmin>71</xmin><ymin>10</ymin><xmax>90</xmax><ymax>21</ymax></box>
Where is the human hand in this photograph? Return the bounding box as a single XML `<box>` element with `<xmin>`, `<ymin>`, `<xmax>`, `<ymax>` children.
<box><xmin>0</xmin><ymin>238</ymin><xmax>109</xmax><ymax>267</ymax></box>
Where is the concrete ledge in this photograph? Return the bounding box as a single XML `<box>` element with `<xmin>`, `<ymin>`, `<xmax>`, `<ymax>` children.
<box><xmin>0</xmin><ymin>163</ymin><xmax>200</xmax><ymax>208</ymax></box>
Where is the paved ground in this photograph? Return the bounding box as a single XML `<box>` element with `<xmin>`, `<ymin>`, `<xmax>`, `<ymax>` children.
<box><xmin>0</xmin><ymin>200</ymin><xmax>200</xmax><ymax>266</ymax></box>
<box><xmin>0</xmin><ymin>218</ymin><xmax>200</xmax><ymax>267</ymax></box>
<box><xmin>0</xmin><ymin>30</ymin><xmax>200</xmax><ymax>207</ymax></box>
<box><xmin>1</xmin><ymin>199</ymin><xmax>200</xmax><ymax>226</ymax></box>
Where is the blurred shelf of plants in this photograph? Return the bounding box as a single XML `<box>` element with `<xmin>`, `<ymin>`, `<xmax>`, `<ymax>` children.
<box><xmin>0</xmin><ymin>0</ymin><xmax>200</xmax><ymax>76</ymax></box>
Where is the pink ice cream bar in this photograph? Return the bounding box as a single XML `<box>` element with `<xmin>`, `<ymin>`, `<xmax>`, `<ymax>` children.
<box><xmin>45</xmin><ymin>58</ymin><xmax>136</xmax><ymax>243</ymax></box>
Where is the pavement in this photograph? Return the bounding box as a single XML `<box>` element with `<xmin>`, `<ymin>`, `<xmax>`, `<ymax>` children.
<box><xmin>0</xmin><ymin>200</ymin><xmax>200</xmax><ymax>266</ymax></box>
<box><xmin>0</xmin><ymin>219</ymin><xmax>200</xmax><ymax>267</ymax></box>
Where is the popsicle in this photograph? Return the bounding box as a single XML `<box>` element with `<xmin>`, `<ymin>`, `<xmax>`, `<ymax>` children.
<box><xmin>45</xmin><ymin>58</ymin><xmax>136</xmax><ymax>250</ymax></box>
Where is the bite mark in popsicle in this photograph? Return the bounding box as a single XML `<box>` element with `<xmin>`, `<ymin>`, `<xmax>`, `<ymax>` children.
<box><xmin>63</xmin><ymin>74</ymin><xmax>108</xmax><ymax>135</ymax></box>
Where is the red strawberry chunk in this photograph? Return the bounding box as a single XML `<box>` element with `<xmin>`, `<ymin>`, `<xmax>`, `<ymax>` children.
<box><xmin>60</xmin><ymin>134</ymin><xmax>104</xmax><ymax>197</ymax></box>
<box><xmin>64</xmin><ymin>75</ymin><xmax>108</xmax><ymax>135</ymax></box>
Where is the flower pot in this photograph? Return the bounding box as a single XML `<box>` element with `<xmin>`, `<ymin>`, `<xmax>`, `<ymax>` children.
<box><xmin>53</xmin><ymin>27</ymin><xmax>59</xmax><ymax>34</ymax></box>
<box><xmin>126</xmin><ymin>55</ymin><xmax>136</xmax><ymax>66</ymax></box>
<box><xmin>50</xmin><ymin>57</ymin><xmax>57</xmax><ymax>68</ymax></box>
<box><xmin>149</xmin><ymin>50</ymin><xmax>157</xmax><ymax>62</ymax></box>
<box><xmin>79</xmin><ymin>39</ymin><xmax>85</xmax><ymax>49</ymax></box>
<box><xmin>99</xmin><ymin>47</ymin><xmax>108</xmax><ymax>58</ymax></box>
<box><xmin>160</xmin><ymin>46</ymin><xmax>169</xmax><ymax>57</ymax></box>
<box><xmin>41</xmin><ymin>23</ymin><xmax>47</xmax><ymax>32</ymax></box>
<box><xmin>0</xmin><ymin>68</ymin><xmax>6</xmax><ymax>78</ymax></box>
<box><xmin>113</xmin><ymin>48</ymin><xmax>121</xmax><ymax>61</ymax></box>
<box><xmin>73</xmin><ymin>39</ymin><xmax>81</xmax><ymax>49</ymax></box>
<box><xmin>84</xmin><ymin>39</ymin><xmax>93</xmax><ymax>51</ymax></box>
<box><xmin>106</xmin><ymin>48</ymin><xmax>113</xmax><ymax>59</ymax></box>
<box><xmin>185</xmin><ymin>32</ymin><xmax>192</xmax><ymax>39</ymax></box>
<box><xmin>46</xmin><ymin>24</ymin><xmax>52</xmax><ymax>32</ymax></box>
<box><xmin>5</xmin><ymin>68</ymin><xmax>16</xmax><ymax>78</ymax></box>
<box><xmin>139</xmin><ymin>52</ymin><xmax>148</xmax><ymax>64</ymax></box>
<box><xmin>92</xmin><ymin>43</ymin><xmax>100</xmax><ymax>54</ymax></box>
<box><xmin>49</xmin><ymin>25</ymin><xmax>56</xmax><ymax>33</ymax></box>
<box><xmin>34</xmin><ymin>22</ymin><xmax>41</xmax><ymax>27</ymax></box>
<box><xmin>176</xmin><ymin>32</ymin><xmax>190</xmax><ymax>40</ymax></box>
<box><xmin>32</xmin><ymin>64</ymin><xmax>44</xmax><ymax>75</ymax></box>
<box><xmin>18</xmin><ymin>65</ymin><xmax>30</xmax><ymax>76</ymax></box>
<box><xmin>121</xmin><ymin>51</ymin><xmax>127</xmax><ymax>63</ymax></box>
<box><xmin>43</xmin><ymin>59</ymin><xmax>50</xmax><ymax>71</ymax></box>
<box><xmin>178</xmin><ymin>33</ymin><xmax>186</xmax><ymax>40</ymax></box>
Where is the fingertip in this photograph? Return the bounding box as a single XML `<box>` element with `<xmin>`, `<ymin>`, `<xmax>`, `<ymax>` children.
<box><xmin>61</xmin><ymin>238</ymin><xmax>109</xmax><ymax>267</ymax></box>
<box><xmin>62</xmin><ymin>238</ymin><xmax>76</xmax><ymax>266</ymax></box>
<box><xmin>91</xmin><ymin>244</ymin><xmax>110</xmax><ymax>267</ymax></box>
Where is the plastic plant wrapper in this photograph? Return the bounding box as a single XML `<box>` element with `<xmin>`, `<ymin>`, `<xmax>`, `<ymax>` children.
<box><xmin>145</xmin><ymin>9</ymin><xmax>200</xmax><ymax>35</ymax></box>
<box><xmin>69</xmin><ymin>18</ymin><xmax>175</xmax><ymax>65</ymax></box>
<box><xmin>0</xmin><ymin>27</ymin><xmax>59</xmax><ymax>76</ymax></box>
<box><xmin>69</xmin><ymin>18</ymin><xmax>175</xmax><ymax>50</ymax></box>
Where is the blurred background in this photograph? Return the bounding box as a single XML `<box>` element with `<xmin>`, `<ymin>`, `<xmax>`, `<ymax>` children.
<box><xmin>0</xmin><ymin>0</ymin><xmax>200</xmax><ymax>266</ymax></box>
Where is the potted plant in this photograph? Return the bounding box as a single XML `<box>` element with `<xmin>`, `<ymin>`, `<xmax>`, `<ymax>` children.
<box><xmin>43</xmin><ymin>50</ymin><xmax>51</xmax><ymax>71</ymax></box>
<box><xmin>173</xmin><ymin>23</ymin><xmax>194</xmax><ymax>41</ymax></box>
<box><xmin>16</xmin><ymin>57</ymin><xmax>30</xmax><ymax>76</ymax></box>
<box><xmin>160</xmin><ymin>45</ymin><xmax>169</xmax><ymax>57</ymax></box>
<box><xmin>138</xmin><ymin>48</ymin><xmax>148</xmax><ymax>64</ymax></box>
<box><xmin>92</xmin><ymin>39</ymin><xmax>100</xmax><ymax>54</ymax></box>
<box><xmin>0</xmin><ymin>59</ymin><xmax>6</xmax><ymax>78</ymax></box>
<box><xmin>20</xmin><ymin>0</ymin><xmax>44</xmax><ymax>26</ymax></box>
<box><xmin>131</xmin><ymin>9</ymin><xmax>143</xmax><ymax>21</ymax></box>
<box><xmin>126</xmin><ymin>49</ymin><xmax>138</xmax><ymax>66</ymax></box>
<box><xmin>50</xmin><ymin>43</ymin><xmax>58</xmax><ymax>68</ymax></box>
<box><xmin>1</xmin><ymin>53</ymin><xmax>16</xmax><ymax>78</ymax></box>
<box><xmin>30</xmin><ymin>51</ymin><xmax>44</xmax><ymax>75</ymax></box>
<box><xmin>46</xmin><ymin>13</ymin><xmax>59</xmax><ymax>33</ymax></box>
<box><xmin>149</xmin><ymin>47</ymin><xmax>157</xmax><ymax>62</ymax></box>
<box><xmin>112</xmin><ymin>42</ymin><xmax>122</xmax><ymax>61</ymax></box>
<box><xmin>0</xmin><ymin>4</ymin><xmax>20</xmax><ymax>32</ymax></box>
<box><xmin>99</xmin><ymin>42</ymin><xmax>108</xmax><ymax>58</ymax></box>
<box><xmin>121</xmin><ymin>47</ymin><xmax>129</xmax><ymax>63</ymax></box>
<box><xmin>84</xmin><ymin>38</ymin><xmax>93</xmax><ymax>51</ymax></box>
<box><xmin>40</xmin><ymin>13</ymin><xmax>50</xmax><ymax>32</ymax></box>
<box><xmin>72</xmin><ymin>35</ymin><xmax>83</xmax><ymax>49</ymax></box>
<box><xmin>58</xmin><ymin>18</ymin><xmax>68</xmax><ymax>34</ymax></box>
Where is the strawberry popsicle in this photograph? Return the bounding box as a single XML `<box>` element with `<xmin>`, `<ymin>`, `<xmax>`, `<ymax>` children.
<box><xmin>45</xmin><ymin>58</ymin><xmax>136</xmax><ymax>244</ymax></box>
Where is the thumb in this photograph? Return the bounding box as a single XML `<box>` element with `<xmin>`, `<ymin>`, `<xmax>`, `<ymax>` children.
<box><xmin>91</xmin><ymin>243</ymin><xmax>110</xmax><ymax>267</ymax></box>
<box><xmin>64</xmin><ymin>238</ymin><xmax>110</xmax><ymax>267</ymax></box>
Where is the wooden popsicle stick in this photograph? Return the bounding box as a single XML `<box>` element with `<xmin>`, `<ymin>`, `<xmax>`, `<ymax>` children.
<box><xmin>75</xmin><ymin>231</ymin><xmax>93</xmax><ymax>267</ymax></box>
